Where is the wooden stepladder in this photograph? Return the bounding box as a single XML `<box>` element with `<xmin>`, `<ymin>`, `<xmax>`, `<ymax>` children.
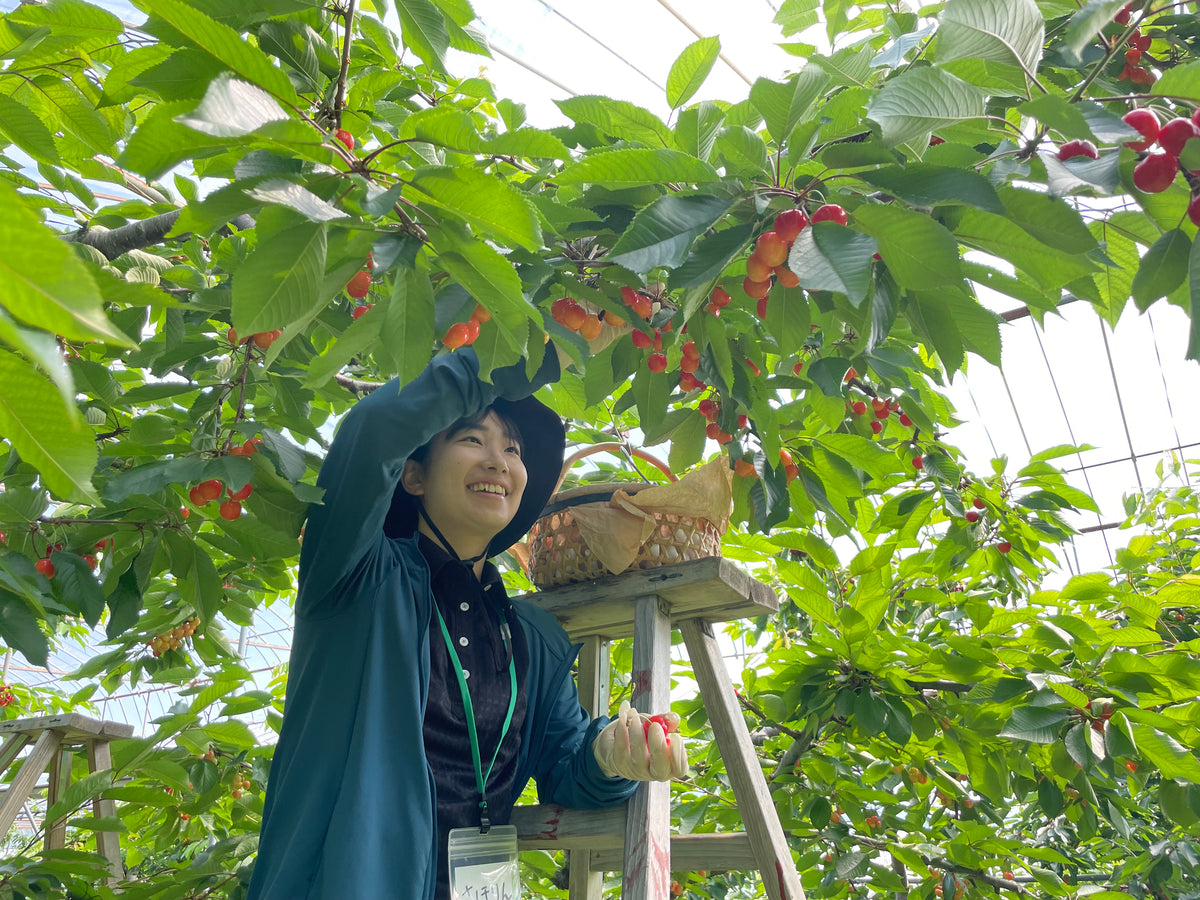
<box><xmin>0</xmin><ymin>713</ymin><xmax>133</xmax><ymax>882</ymax></box>
<box><xmin>511</xmin><ymin>557</ymin><xmax>805</xmax><ymax>900</ymax></box>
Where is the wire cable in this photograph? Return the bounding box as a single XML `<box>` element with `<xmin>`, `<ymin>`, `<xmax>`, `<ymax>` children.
<box><xmin>652</xmin><ymin>0</ymin><xmax>755</xmax><ymax>86</ymax></box>
<box><xmin>533</xmin><ymin>0</ymin><xmax>665</xmax><ymax>92</ymax></box>
<box><xmin>1146</xmin><ymin>305</ymin><xmax>1191</xmax><ymax>484</ymax></box>
<box><xmin>479</xmin><ymin>31</ymin><xmax>579</xmax><ymax>97</ymax></box>
<box><xmin>1098</xmin><ymin>323</ymin><xmax>1144</xmax><ymax>494</ymax></box>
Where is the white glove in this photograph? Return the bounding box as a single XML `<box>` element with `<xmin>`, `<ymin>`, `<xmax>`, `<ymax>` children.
<box><xmin>593</xmin><ymin>700</ymin><xmax>689</xmax><ymax>781</ymax></box>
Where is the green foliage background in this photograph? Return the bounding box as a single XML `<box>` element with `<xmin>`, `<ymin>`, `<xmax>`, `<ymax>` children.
<box><xmin>0</xmin><ymin>0</ymin><xmax>1198</xmax><ymax>896</ymax></box>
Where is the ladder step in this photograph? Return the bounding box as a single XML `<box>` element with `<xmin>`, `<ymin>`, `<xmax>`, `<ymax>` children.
<box><xmin>511</xmin><ymin>805</ymin><xmax>754</xmax><ymax>872</ymax></box>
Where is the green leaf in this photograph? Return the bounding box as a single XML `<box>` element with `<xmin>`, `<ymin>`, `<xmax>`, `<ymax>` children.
<box><xmin>855</xmin><ymin>164</ymin><xmax>1004</xmax><ymax>214</ymax></box>
<box><xmin>1151</xmin><ymin>60</ymin><xmax>1200</xmax><ymax>103</ymax></box>
<box><xmin>436</xmin><ymin>237</ymin><xmax>532</xmax><ymax>356</ymax></box>
<box><xmin>786</xmin><ymin>223</ymin><xmax>877</xmax><ymax>306</ymax></box>
<box><xmin>673</xmin><ymin>101</ymin><xmax>725</xmax><ymax>162</ymax></box>
<box><xmin>231</xmin><ymin>221</ymin><xmax>327</xmax><ymax>336</ymax></box>
<box><xmin>395</xmin><ymin>0</ymin><xmax>450</xmax><ymax>73</ymax></box>
<box><xmin>0</xmin><ymin>350</ymin><xmax>98</xmax><ymax>503</ymax></box>
<box><xmin>1132</xmin><ymin>725</ymin><xmax>1200</xmax><ymax>781</ymax></box>
<box><xmin>908</xmin><ymin>290</ymin><xmax>965</xmax><ymax>375</ymax></box>
<box><xmin>1063</xmin><ymin>0</ymin><xmax>1127</xmax><ymax>63</ymax></box>
<box><xmin>667</xmin><ymin>36</ymin><xmax>721</xmax><ymax>110</ymax></box>
<box><xmin>608</xmin><ymin>194</ymin><xmax>735</xmax><ymax>274</ymax></box>
<box><xmin>670</xmin><ymin>224</ymin><xmax>754</xmax><ymax>291</ymax></box>
<box><xmin>713</xmin><ymin>126</ymin><xmax>771</xmax><ymax>176</ymax></box>
<box><xmin>105</xmin><ymin>566</ymin><xmax>143</xmax><ymax>640</ymax></box>
<box><xmin>1131</xmin><ymin>229</ymin><xmax>1190</xmax><ymax>311</ymax></box>
<box><xmin>410</xmin><ymin>167</ymin><xmax>542</xmax><ymax>252</ymax></box>
<box><xmin>775</xmin><ymin>0</ymin><xmax>820</xmax><ymax>37</ymax></box>
<box><xmin>487</xmin><ymin>128</ymin><xmax>570</xmax><ymax>160</ymax></box>
<box><xmin>937</xmin><ymin>0</ymin><xmax>1044</xmax><ymax>74</ymax></box>
<box><xmin>244</xmin><ymin>179</ymin><xmax>348</xmax><ymax>223</ymax></box>
<box><xmin>999</xmin><ymin>706</ymin><xmax>1068</xmax><ymax>743</ymax></box>
<box><xmin>0</xmin><ymin>94</ymin><xmax>60</xmax><ymax>165</ymax></box>
<box><xmin>399</xmin><ymin>106</ymin><xmax>484</xmax><ymax>152</ymax></box>
<box><xmin>555</xmin><ymin>96</ymin><xmax>675</xmax><ymax>148</ymax></box>
<box><xmin>52</xmin><ymin>553</ymin><xmax>105</xmax><ymax>627</ymax></box>
<box><xmin>175</xmin><ymin>75</ymin><xmax>289</xmax><ymax>138</ymax></box>
<box><xmin>378</xmin><ymin>268</ymin><xmax>437</xmax><ymax>385</ymax></box>
<box><xmin>0</xmin><ymin>183</ymin><xmax>134</xmax><ymax>346</ymax></box>
<box><xmin>0</xmin><ymin>589</ymin><xmax>49</xmax><ymax>668</ymax></box>
<box><xmin>44</xmin><ymin>770</ymin><xmax>112</xmax><ymax>826</ymax></box>
<box><xmin>954</xmin><ymin>208</ymin><xmax>1097</xmax><ymax>289</ymax></box>
<box><xmin>866</xmin><ymin>68</ymin><xmax>985</xmax><ymax>148</ymax></box>
<box><xmin>853</xmin><ymin>205</ymin><xmax>961</xmax><ymax>289</ymax></box>
<box><xmin>1018</xmin><ymin>95</ymin><xmax>1097</xmax><ymax>142</ymax></box>
<box><xmin>556</xmin><ymin>149</ymin><xmax>720</xmax><ymax>188</ymax></box>
<box><xmin>749</xmin><ymin>68</ymin><xmax>830</xmax><ymax>145</ymax></box>
<box><xmin>1189</xmin><ymin>232</ymin><xmax>1200</xmax><ymax>361</ymax></box>
<box><xmin>137</xmin><ymin>0</ymin><xmax>299</xmax><ymax>102</ymax></box>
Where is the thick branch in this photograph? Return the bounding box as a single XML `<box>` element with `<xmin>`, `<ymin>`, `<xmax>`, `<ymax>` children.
<box><xmin>66</xmin><ymin>213</ymin><xmax>255</xmax><ymax>261</ymax></box>
<box><xmin>334</xmin><ymin>373</ymin><xmax>383</xmax><ymax>396</ymax></box>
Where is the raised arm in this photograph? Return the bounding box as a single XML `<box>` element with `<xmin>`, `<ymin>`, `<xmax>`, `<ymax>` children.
<box><xmin>297</xmin><ymin>349</ymin><xmax>557</xmax><ymax>614</ymax></box>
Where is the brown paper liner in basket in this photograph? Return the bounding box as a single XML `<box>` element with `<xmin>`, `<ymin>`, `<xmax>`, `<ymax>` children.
<box><xmin>527</xmin><ymin>444</ymin><xmax>730</xmax><ymax>589</ymax></box>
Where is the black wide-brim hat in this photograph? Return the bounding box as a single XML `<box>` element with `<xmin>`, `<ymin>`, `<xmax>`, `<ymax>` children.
<box><xmin>382</xmin><ymin>394</ymin><xmax>566</xmax><ymax>558</ymax></box>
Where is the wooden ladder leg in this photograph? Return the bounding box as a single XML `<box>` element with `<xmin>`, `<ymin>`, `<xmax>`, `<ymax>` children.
<box><xmin>569</xmin><ymin>635</ymin><xmax>609</xmax><ymax>900</ymax></box>
<box><xmin>679</xmin><ymin>618</ymin><xmax>805</xmax><ymax>900</ymax></box>
<box><xmin>86</xmin><ymin>739</ymin><xmax>124</xmax><ymax>883</ymax></box>
<box><xmin>0</xmin><ymin>730</ymin><xmax>62</xmax><ymax>839</ymax></box>
<box><xmin>46</xmin><ymin>745</ymin><xmax>73</xmax><ymax>850</ymax></box>
<box><xmin>623</xmin><ymin>594</ymin><xmax>672</xmax><ymax>900</ymax></box>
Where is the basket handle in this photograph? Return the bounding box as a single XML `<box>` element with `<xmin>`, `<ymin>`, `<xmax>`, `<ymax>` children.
<box><xmin>555</xmin><ymin>442</ymin><xmax>676</xmax><ymax>494</ymax></box>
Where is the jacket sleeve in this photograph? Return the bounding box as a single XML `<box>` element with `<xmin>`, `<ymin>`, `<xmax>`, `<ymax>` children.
<box><xmin>297</xmin><ymin>349</ymin><xmax>558</xmax><ymax>616</ymax></box>
<box><xmin>516</xmin><ymin>603</ymin><xmax>638</xmax><ymax>808</ymax></box>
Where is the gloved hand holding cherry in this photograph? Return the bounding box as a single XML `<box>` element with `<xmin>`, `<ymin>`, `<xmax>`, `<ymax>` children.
<box><xmin>593</xmin><ymin>700</ymin><xmax>689</xmax><ymax>782</ymax></box>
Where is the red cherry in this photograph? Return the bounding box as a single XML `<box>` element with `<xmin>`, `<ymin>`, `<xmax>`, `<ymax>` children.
<box><xmin>1129</xmin><ymin>66</ymin><xmax>1156</xmax><ymax>86</ymax></box>
<box><xmin>698</xmin><ymin>399</ymin><xmax>717</xmax><ymax>421</ymax></box>
<box><xmin>471</xmin><ymin>303</ymin><xmax>491</xmax><ymax>323</ymax></box>
<box><xmin>965</xmin><ymin>510</ymin><xmax>980</xmax><ymax>523</ymax></box>
<box><xmin>679</xmin><ymin>372</ymin><xmax>701</xmax><ymax>391</ymax></box>
<box><xmin>754</xmin><ymin>231</ymin><xmax>789</xmax><ymax>267</ymax></box>
<box><xmin>1114</xmin><ymin>4</ymin><xmax>1130</xmax><ymax>23</ymax></box>
<box><xmin>792</xmin><ymin>361</ymin><xmax>804</xmax><ymax>375</ymax></box>
<box><xmin>743</xmin><ymin>277</ymin><xmax>771</xmax><ymax>300</ymax></box>
<box><xmin>442</xmin><ymin>323</ymin><xmax>470</xmax><ymax>350</ymax></box>
<box><xmin>252</xmin><ymin>329</ymin><xmax>283</xmax><ymax>349</ymax></box>
<box><xmin>1122</xmin><ymin>109</ymin><xmax>1160</xmax><ymax>150</ymax></box>
<box><xmin>746</xmin><ymin>253</ymin><xmax>773</xmax><ymax>282</ymax></box>
<box><xmin>1057</xmin><ymin>139</ymin><xmax>1098</xmax><ymax>161</ymax></box>
<box><xmin>710</xmin><ymin>287</ymin><xmax>731</xmax><ymax>309</ymax></box>
<box><xmin>352</xmin><ymin>304</ymin><xmax>373</xmax><ymax>320</ymax></box>
<box><xmin>898</xmin><ymin>413</ymin><xmax>913</xmax><ymax>427</ymax></box>
<box><xmin>188</xmin><ymin>486</ymin><xmax>206</xmax><ymax>506</ymax></box>
<box><xmin>756</xmin><ymin>297</ymin><xmax>768</xmax><ymax>319</ymax></box>
<box><xmin>462</xmin><ymin>318</ymin><xmax>481</xmax><ymax>345</ymax></box>
<box><xmin>1133</xmin><ymin>152</ymin><xmax>1178</xmax><ymax>193</ymax></box>
<box><xmin>997</xmin><ymin>541</ymin><xmax>1012</xmax><ymax>554</ymax></box>
<box><xmin>1135</xmin><ymin>33</ymin><xmax>1151</xmax><ymax>51</ymax></box>
<box><xmin>811</xmin><ymin>204</ymin><xmax>848</xmax><ymax>226</ymax></box>
<box><xmin>870</xmin><ymin>420</ymin><xmax>882</xmax><ymax>434</ymax></box>
<box><xmin>631</xmin><ymin>329</ymin><xmax>654</xmax><ymax>349</ymax></box>
<box><xmin>197</xmin><ymin>480</ymin><xmax>223</xmax><ymax>502</ymax></box>
<box><xmin>852</xmin><ymin>401</ymin><xmax>867</xmax><ymax>415</ymax></box>
<box><xmin>705</xmin><ymin>421</ymin><xmax>720</xmax><ymax>440</ymax></box>
<box><xmin>773</xmin><ymin>265</ymin><xmax>800</xmax><ymax>288</ymax></box>
<box><xmin>35</xmin><ymin>558</ymin><xmax>54</xmax><ymax>579</ymax></box>
<box><xmin>647</xmin><ymin>353</ymin><xmax>668</xmax><ymax>374</ymax></box>
<box><xmin>551</xmin><ymin>298</ymin><xmax>586</xmax><ymax>331</ymax></box>
<box><xmin>773</xmin><ymin>209</ymin><xmax>809</xmax><ymax>243</ymax></box>
<box><xmin>219</xmin><ymin>500</ymin><xmax>242</xmax><ymax>521</ymax></box>
<box><xmin>335</xmin><ymin>128</ymin><xmax>354</xmax><ymax>151</ymax></box>
<box><xmin>346</xmin><ymin>270</ymin><xmax>371</xmax><ymax>299</ymax></box>
<box><xmin>973</xmin><ymin>497</ymin><xmax>985</xmax><ymax>510</ymax></box>
<box><xmin>912</xmin><ymin>456</ymin><xmax>924</xmax><ymax>470</ymax></box>
<box><xmin>737</xmin><ymin>414</ymin><xmax>749</xmax><ymax>428</ymax></box>
<box><xmin>227</xmin><ymin>484</ymin><xmax>253</xmax><ymax>502</ymax></box>
<box><xmin>1188</xmin><ymin>195</ymin><xmax>1200</xmax><ymax>228</ymax></box>
<box><xmin>1158</xmin><ymin>118</ymin><xmax>1200</xmax><ymax>157</ymax></box>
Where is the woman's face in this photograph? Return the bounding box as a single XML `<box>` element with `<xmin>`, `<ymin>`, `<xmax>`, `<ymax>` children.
<box><xmin>401</xmin><ymin>412</ymin><xmax>527</xmax><ymax>555</ymax></box>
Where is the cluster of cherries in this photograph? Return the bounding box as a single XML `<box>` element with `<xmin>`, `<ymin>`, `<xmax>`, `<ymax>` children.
<box><xmin>188</xmin><ymin>478</ymin><xmax>253</xmax><ymax>520</ymax></box>
<box><xmin>32</xmin><ymin>537</ymin><xmax>109</xmax><ymax>580</ymax></box>
<box><xmin>146</xmin><ymin>617</ymin><xmax>201</xmax><ymax>658</ymax></box>
<box><xmin>227</xmin><ymin>328</ymin><xmax>283</xmax><ymax>350</ymax></box>
<box><xmin>549</xmin><ymin>297</ymin><xmax>622</xmax><ymax>341</ymax></box>
<box><xmin>441</xmin><ymin>303</ymin><xmax>490</xmax><ymax>350</ymax></box>
<box><xmin>1113</xmin><ymin>5</ymin><xmax>1155</xmax><ymax>84</ymax></box>
<box><xmin>742</xmin><ymin>205</ymin><xmax>848</xmax><ymax>313</ymax></box>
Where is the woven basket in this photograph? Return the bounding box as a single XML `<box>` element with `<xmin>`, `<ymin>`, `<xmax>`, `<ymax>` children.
<box><xmin>527</xmin><ymin>444</ymin><xmax>723</xmax><ymax>589</ymax></box>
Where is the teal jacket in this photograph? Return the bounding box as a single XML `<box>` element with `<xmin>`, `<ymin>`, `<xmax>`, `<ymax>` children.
<box><xmin>247</xmin><ymin>350</ymin><xmax>636</xmax><ymax>900</ymax></box>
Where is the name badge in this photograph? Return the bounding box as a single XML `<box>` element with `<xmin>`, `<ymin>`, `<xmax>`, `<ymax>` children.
<box><xmin>448</xmin><ymin>824</ymin><xmax>520</xmax><ymax>900</ymax></box>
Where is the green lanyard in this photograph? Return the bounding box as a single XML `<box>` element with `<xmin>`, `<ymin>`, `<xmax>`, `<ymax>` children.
<box><xmin>433</xmin><ymin>602</ymin><xmax>517</xmax><ymax>833</ymax></box>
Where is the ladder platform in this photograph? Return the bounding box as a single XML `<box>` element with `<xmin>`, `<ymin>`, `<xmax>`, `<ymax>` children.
<box><xmin>0</xmin><ymin>714</ymin><xmax>134</xmax><ymax>742</ymax></box>
<box><xmin>515</xmin><ymin>557</ymin><xmax>778</xmax><ymax>640</ymax></box>
<box><xmin>510</xmin><ymin>804</ymin><xmax>755</xmax><ymax>873</ymax></box>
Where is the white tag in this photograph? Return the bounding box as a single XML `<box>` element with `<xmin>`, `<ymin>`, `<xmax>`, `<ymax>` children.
<box><xmin>448</xmin><ymin>825</ymin><xmax>521</xmax><ymax>900</ymax></box>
